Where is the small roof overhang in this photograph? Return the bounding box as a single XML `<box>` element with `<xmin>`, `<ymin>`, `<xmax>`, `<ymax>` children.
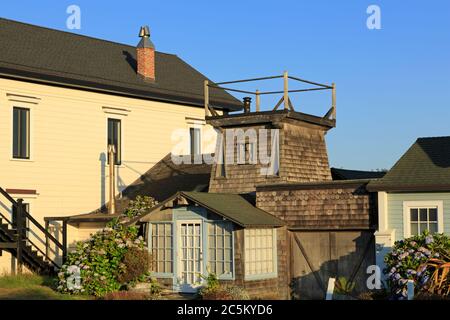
<box><xmin>133</xmin><ymin>191</ymin><xmax>285</xmax><ymax>228</ymax></box>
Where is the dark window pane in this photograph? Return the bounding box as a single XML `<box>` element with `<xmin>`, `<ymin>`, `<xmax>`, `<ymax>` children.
<box><xmin>410</xmin><ymin>209</ymin><xmax>418</xmax><ymax>222</ymax></box>
<box><xmin>429</xmin><ymin>223</ymin><xmax>438</xmax><ymax>234</ymax></box>
<box><xmin>429</xmin><ymin>208</ymin><xmax>438</xmax><ymax>222</ymax></box>
<box><xmin>12</xmin><ymin>107</ymin><xmax>30</xmax><ymax>159</ymax></box>
<box><xmin>410</xmin><ymin>223</ymin><xmax>418</xmax><ymax>236</ymax></box>
<box><xmin>419</xmin><ymin>208</ymin><xmax>427</xmax><ymax>221</ymax></box>
<box><xmin>190</xmin><ymin>128</ymin><xmax>201</xmax><ymax>155</ymax></box>
<box><xmin>419</xmin><ymin>223</ymin><xmax>427</xmax><ymax>234</ymax></box>
<box><xmin>107</xmin><ymin>119</ymin><xmax>121</xmax><ymax>165</ymax></box>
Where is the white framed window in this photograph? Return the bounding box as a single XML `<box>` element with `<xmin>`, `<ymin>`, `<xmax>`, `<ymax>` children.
<box><xmin>149</xmin><ymin>223</ymin><xmax>173</xmax><ymax>274</ymax></box>
<box><xmin>207</xmin><ymin>222</ymin><xmax>233</xmax><ymax>278</ymax></box>
<box><xmin>107</xmin><ymin>118</ymin><xmax>122</xmax><ymax>165</ymax></box>
<box><xmin>190</xmin><ymin>127</ymin><xmax>201</xmax><ymax>156</ymax></box>
<box><xmin>403</xmin><ymin>201</ymin><xmax>444</xmax><ymax>237</ymax></box>
<box><xmin>244</xmin><ymin>228</ymin><xmax>277</xmax><ymax>280</ymax></box>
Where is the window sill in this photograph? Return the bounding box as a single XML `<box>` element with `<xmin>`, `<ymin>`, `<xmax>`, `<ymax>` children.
<box><xmin>151</xmin><ymin>273</ymin><xmax>174</xmax><ymax>279</ymax></box>
<box><xmin>10</xmin><ymin>158</ymin><xmax>34</xmax><ymax>162</ymax></box>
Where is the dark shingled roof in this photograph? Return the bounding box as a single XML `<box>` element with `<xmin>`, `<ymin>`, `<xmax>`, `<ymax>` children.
<box><xmin>181</xmin><ymin>192</ymin><xmax>285</xmax><ymax>227</ymax></box>
<box><xmin>331</xmin><ymin>167</ymin><xmax>386</xmax><ymax>180</ymax></box>
<box><xmin>368</xmin><ymin>136</ymin><xmax>450</xmax><ymax>192</ymax></box>
<box><xmin>0</xmin><ymin>18</ymin><xmax>242</xmax><ymax>111</ymax></box>
<box><xmin>137</xmin><ymin>191</ymin><xmax>285</xmax><ymax>228</ymax></box>
<box><xmin>121</xmin><ymin>154</ymin><xmax>212</xmax><ymax>203</ymax></box>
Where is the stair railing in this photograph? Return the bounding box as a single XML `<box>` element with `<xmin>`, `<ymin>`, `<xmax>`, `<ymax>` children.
<box><xmin>0</xmin><ymin>187</ymin><xmax>65</xmax><ymax>270</ymax></box>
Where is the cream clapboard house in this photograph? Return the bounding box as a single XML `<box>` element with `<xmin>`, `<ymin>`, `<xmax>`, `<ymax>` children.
<box><xmin>0</xmin><ymin>18</ymin><xmax>241</xmax><ymax>273</ymax></box>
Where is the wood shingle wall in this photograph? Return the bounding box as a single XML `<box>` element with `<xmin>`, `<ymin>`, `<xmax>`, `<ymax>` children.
<box><xmin>256</xmin><ymin>180</ymin><xmax>377</xmax><ymax>230</ymax></box>
<box><xmin>220</xmin><ymin>227</ymin><xmax>289</xmax><ymax>299</ymax></box>
<box><xmin>209</xmin><ymin>119</ymin><xmax>332</xmax><ymax>194</ymax></box>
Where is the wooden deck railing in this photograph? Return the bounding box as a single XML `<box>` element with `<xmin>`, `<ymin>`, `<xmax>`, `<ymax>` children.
<box><xmin>0</xmin><ymin>187</ymin><xmax>65</xmax><ymax>271</ymax></box>
<box><xmin>204</xmin><ymin>71</ymin><xmax>336</xmax><ymax>120</ymax></box>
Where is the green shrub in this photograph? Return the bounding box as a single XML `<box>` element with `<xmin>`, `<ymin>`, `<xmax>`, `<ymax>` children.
<box><xmin>199</xmin><ymin>272</ymin><xmax>249</xmax><ymax>300</ymax></box>
<box><xmin>117</xmin><ymin>247</ymin><xmax>150</xmax><ymax>284</ymax></box>
<box><xmin>124</xmin><ymin>195</ymin><xmax>158</xmax><ymax>218</ymax></box>
<box><xmin>384</xmin><ymin>231</ymin><xmax>450</xmax><ymax>299</ymax></box>
<box><xmin>57</xmin><ymin>221</ymin><xmax>146</xmax><ymax>297</ymax></box>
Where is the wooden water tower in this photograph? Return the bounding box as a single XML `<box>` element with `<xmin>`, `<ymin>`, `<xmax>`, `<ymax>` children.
<box><xmin>204</xmin><ymin>72</ymin><xmax>336</xmax><ymax>194</ymax></box>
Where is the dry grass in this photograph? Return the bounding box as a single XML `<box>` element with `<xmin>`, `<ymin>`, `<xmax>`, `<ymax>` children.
<box><xmin>0</xmin><ymin>274</ymin><xmax>88</xmax><ymax>300</ymax></box>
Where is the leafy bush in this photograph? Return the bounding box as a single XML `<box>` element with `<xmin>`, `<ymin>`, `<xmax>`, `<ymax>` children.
<box><xmin>124</xmin><ymin>195</ymin><xmax>158</xmax><ymax>218</ymax></box>
<box><xmin>334</xmin><ymin>276</ymin><xmax>356</xmax><ymax>296</ymax></box>
<box><xmin>384</xmin><ymin>231</ymin><xmax>450</xmax><ymax>299</ymax></box>
<box><xmin>117</xmin><ymin>247</ymin><xmax>150</xmax><ymax>284</ymax></box>
<box><xmin>57</xmin><ymin>221</ymin><xmax>146</xmax><ymax>297</ymax></box>
<box><xmin>199</xmin><ymin>272</ymin><xmax>249</xmax><ymax>300</ymax></box>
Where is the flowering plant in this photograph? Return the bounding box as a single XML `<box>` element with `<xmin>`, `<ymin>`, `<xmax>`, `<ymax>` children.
<box><xmin>57</xmin><ymin>220</ymin><xmax>146</xmax><ymax>296</ymax></box>
<box><xmin>384</xmin><ymin>231</ymin><xmax>450</xmax><ymax>299</ymax></box>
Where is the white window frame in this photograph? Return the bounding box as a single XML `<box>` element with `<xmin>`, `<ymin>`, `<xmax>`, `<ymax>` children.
<box><xmin>104</xmin><ymin>113</ymin><xmax>126</xmax><ymax>168</ymax></box>
<box><xmin>148</xmin><ymin>222</ymin><xmax>174</xmax><ymax>277</ymax></box>
<box><xmin>244</xmin><ymin>228</ymin><xmax>277</xmax><ymax>281</ymax></box>
<box><xmin>403</xmin><ymin>200</ymin><xmax>444</xmax><ymax>238</ymax></box>
<box><xmin>189</xmin><ymin>127</ymin><xmax>202</xmax><ymax>156</ymax></box>
<box><xmin>10</xmin><ymin>104</ymin><xmax>35</xmax><ymax>162</ymax></box>
<box><xmin>206</xmin><ymin>221</ymin><xmax>234</xmax><ymax>280</ymax></box>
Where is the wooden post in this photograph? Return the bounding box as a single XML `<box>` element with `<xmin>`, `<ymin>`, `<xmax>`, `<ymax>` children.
<box><xmin>16</xmin><ymin>199</ymin><xmax>24</xmax><ymax>274</ymax></box>
<box><xmin>331</xmin><ymin>82</ymin><xmax>336</xmax><ymax>119</ymax></box>
<box><xmin>283</xmin><ymin>71</ymin><xmax>289</xmax><ymax>110</ymax></box>
<box><xmin>108</xmin><ymin>144</ymin><xmax>116</xmax><ymax>215</ymax></box>
<box><xmin>255</xmin><ymin>89</ymin><xmax>260</xmax><ymax>112</ymax></box>
<box><xmin>325</xmin><ymin>277</ymin><xmax>336</xmax><ymax>300</ymax></box>
<box><xmin>204</xmin><ymin>80</ymin><xmax>210</xmax><ymax>117</ymax></box>
<box><xmin>62</xmin><ymin>220</ymin><xmax>68</xmax><ymax>264</ymax></box>
<box><xmin>45</xmin><ymin>220</ymin><xmax>49</xmax><ymax>262</ymax></box>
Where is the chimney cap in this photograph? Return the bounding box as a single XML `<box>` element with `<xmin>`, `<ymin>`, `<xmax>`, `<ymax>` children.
<box><xmin>139</xmin><ymin>25</ymin><xmax>150</xmax><ymax>37</ymax></box>
<box><xmin>137</xmin><ymin>25</ymin><xmax>154</xmax><ymax>49</ymax></box>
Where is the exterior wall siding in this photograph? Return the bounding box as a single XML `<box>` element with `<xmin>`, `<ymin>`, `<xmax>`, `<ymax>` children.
<box><xmin>209</xmin><ymin>120</ymin><xmax>332</xmax><ymax>194</ymax></box>
<box><xmin>387</xmin><ymin>192</ymin><xmax>450</xmax><ymax>241</ymax></box>
<box><xmin>257</xmin><ymin>182</ymin><xmax>377</xmax><ymax>230</ymax></box>
<box><xmin>0</xmin><ymin>78</ymin><xmax>218</xmax><ymax>272</ymax></box>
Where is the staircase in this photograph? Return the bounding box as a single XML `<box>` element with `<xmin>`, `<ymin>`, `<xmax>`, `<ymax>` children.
<box><xmin>0</xmin><ymin>187</ymin><xmax>63</xmax><ymax>274</ymax></box>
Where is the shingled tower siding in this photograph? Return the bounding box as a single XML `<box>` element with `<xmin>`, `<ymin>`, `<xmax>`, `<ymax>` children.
<box><xmin>280</xmin><ymin>121</ymin><xmax>331</xmax><ymax>183</ymax></box>
<box><xmin>256</xmin><ymin>180</ymin><xmax>377</xmax><ymax>230</ymax></box>
<box><xmin>137</xmin><ymin>47</ymin><xmax>155</xmax><ymax>80</ymax></box>
<box><xmin>208</xmin><ymin>117</ymin><xmax>332</xmax><ymax>194</ymax></box>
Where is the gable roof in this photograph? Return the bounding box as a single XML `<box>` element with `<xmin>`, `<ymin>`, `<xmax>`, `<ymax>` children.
<box><xmin>331</xmin><ymin>167</ymin><xmax>386</xmax><ymax>180</ymax></box>
<box><xmin>121</xmin><ymin>154</ymin><xmax>211</xmax><ymax>203</ymax></box>
<box><xmin>0</xmin><ymin>18</ymin><xmax>242</xmax><ymax>111</ymax></box>
<box><xmin>368</xmin><ymin>136</ymin><xmax>450</xmax><ymax>192</ymax></box>
<box><xmin>138</xmin><ymin>191</ymin><xmax>285</xmax><ymax>228</ymax></box>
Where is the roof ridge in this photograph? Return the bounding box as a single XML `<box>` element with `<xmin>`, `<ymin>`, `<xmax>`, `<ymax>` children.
<box><xmin>417</xmin><ymin>135</ymin><xmax>450</xmax><ymax>140</ymax></box>
<box><xmin>0</xmin><ymin>17</ymin><xmax>176</xmax><ymax>57</ymax></box>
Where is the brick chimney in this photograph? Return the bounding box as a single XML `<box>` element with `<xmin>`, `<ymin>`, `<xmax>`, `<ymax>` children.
<box><xmin>136</xmin><ymin>26</ymin><xmax>155</xmax><ymax>81</ymax></box>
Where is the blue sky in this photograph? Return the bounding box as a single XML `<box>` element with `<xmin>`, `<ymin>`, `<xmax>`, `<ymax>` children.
<box><xmin>1</xmin><ymin>0</ymin><xmax>449</xmax><ymax>170</ymax></box>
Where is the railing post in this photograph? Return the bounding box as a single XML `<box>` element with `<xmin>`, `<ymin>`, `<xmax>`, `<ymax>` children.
<box><xmin>204</xmin><ymin>80</ymin><xmax>210</xmax><ymax>117</ymax></box>
<box><xmin>62</xmin><ymin>220</ymin><xmax>68</xmax><ymax>264</ymax></box>
<box><xmin>45</xmin><ymin>220</ymin><xmax>49</xmax><ymax>262</ymax></box>
<box><xmin>16</xmin><ymin>199</ymin><xmax>24</xmax><ymax>274</ymax></box>
<box><xmin>331</xmin><ymin>82</ymin><xmax>336</xmax><ymax>119</ymax></box>
<box><xmin>283</xmin><ymin>71</ymin><xmax>289</xmax><ymax>110</ymax></box>
<box><xmin>255</xmin><ymin>89</ymin><xmax>260</xmax><ymax>112</ymax></box>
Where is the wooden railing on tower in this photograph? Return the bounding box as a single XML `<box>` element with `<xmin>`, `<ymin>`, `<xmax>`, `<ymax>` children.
<box><xmin>204</xmin><ymin>71</ymin><xmax>336</xmax><ymax>120</ymax></box>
